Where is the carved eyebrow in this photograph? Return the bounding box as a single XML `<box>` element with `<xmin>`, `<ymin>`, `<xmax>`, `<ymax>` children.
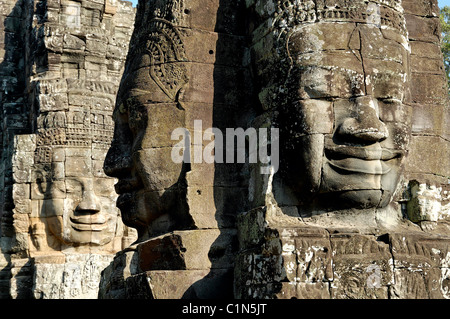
<box><xmin>66</xmin><ymin>181</ymin><xmax>82</xmax><ymax>190</ymax></box>
<box><xmin>376</xmin><ymin>97</ymin><xmax>403</xmax><ymax>106</ymax></box>
<box><xmin>66</xmin><ymin>178</ymin><xmax>91</xmax><ymax>192</ymax></box>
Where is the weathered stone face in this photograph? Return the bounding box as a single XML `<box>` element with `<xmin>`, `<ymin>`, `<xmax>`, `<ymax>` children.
<box><xmin>104</xmin><ymin>1</ymin><xmax>192</xmax><ymax>242</ymax></box>
<box><xmin>40</xmin><ymin>173</ymin><xmax>118</xmax><ymax>246</ymax></box>
<box><xmin>247</xmin><ymin>0</ymin><xmax>412</xmax><ymax>211</ymax></box>
<box><xmin>278</xmin><ymin>22</ymin><xmax>411</xmax><ymax>209</ymax></box>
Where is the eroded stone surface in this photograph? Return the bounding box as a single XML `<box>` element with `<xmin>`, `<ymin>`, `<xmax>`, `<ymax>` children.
<box><xmin>0</xmin><ymin>0</ymin><xmax>136</xmax><ymax>298</ymax></box>
<box><xmin>1</xmin><ymin>0</ymin><xmax>449</xmax><ymax>300</ymax></box>
<box><xmin>234</xmin><ymin>0</ymin><xmax>450</xmax><ymax>300</ymax></box>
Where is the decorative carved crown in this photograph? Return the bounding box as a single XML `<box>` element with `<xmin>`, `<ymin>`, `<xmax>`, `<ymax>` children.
<box><xmin>273</xmin><ymin>0</ymin><xmax>406</xmax><ymax>36</ymax></box>
<box><xmin>35</xmin><ymin>125</ymin><xmax>113</xmax><ymax>163</ymax></box>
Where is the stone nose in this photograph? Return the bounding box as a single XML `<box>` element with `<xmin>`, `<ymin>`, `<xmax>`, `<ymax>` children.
<box><xmin>76</xmin><ymin>190</ymin><xmax>101</xmax><ymax>213</ymax></box>
<box><xmin>104</xmin><ymin>143</ymin><xmax>133</xmax><ymax>178</ymax></box>
<box><xmin>103</xmin><ymin>119</ymin><xmax>133</xmax><ymax>178</ymax></box>
<box><xmin>337</xmin><ymin>96</ymin><xmax>389</xmax><ymax>144</ymax></box>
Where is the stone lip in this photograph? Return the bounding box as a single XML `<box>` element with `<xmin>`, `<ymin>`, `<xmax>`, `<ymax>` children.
<box><xmin>324</xmin><ymin>145</ymin><xmax>404</xmax><ymax>161</ymax></box>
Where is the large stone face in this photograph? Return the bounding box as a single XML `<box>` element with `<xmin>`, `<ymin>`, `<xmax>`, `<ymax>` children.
<box><xmin>233</xmin><ymin>0</ymin><xmax>450</xmax><ymax>300</ymax></box>
<box><xmin>98</xmin><ymin>0</ymin><xmax>249</xmax><ymax>299</ymax></box>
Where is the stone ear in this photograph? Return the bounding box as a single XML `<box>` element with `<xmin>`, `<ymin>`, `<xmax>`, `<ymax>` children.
<box><xmin>32</xmin><ymin>166</ymin><xmax>51</xmax><ymax>196</ymax></box>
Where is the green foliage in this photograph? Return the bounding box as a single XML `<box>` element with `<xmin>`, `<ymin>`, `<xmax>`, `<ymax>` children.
<box><xmin>440</xmin><ymin>6</ymin><xmax>450</xmax><ymax>87</ymax></box>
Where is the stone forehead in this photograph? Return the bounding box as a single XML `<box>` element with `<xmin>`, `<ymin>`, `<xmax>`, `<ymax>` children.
<box><xmin>287</xmin><ymin>22</ymin><xmax>409</xmax><ymax>54</ymax></box>
<box><xmin>269</xmin><ymin>0</ymin><xmax>406</xmax><ymax>36</ymax></box>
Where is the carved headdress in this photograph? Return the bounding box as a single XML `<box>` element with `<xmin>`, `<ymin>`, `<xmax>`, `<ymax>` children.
<box><xmin>35</xmin><ymin>113</ymin><xmax>113</xmax><ymax>163</ymax></box>
<box><xmin>271</xmin><ymin>0</ymin><xmax>407</xmax><ymax>37</ymax></box>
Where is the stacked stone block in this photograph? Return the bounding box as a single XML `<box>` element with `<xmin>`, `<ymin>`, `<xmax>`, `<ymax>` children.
<box><xmin>402</xmin><ymin>0</ymin><xmax>450</xmax><ymax>227</ymax></box>
<box><xmin>0</xmin><ymin>0</ymin><xmax>136</xmax><ymax>299</ymax></box>
<box><xmin>98</xmin><ymin>0</ymin><xmax>252</xmax><ymax>299</ymax></box>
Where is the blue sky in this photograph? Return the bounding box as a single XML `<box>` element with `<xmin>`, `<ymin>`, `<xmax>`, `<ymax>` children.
<box><xmin>440</xmin><ymin>0</ymin><xmax>450</xmax><ymax>7</ymax></box>
<box><xmin>128</xmin><ymin>0</ymin><xmax>450</xmax><ymax>9</ymax></box>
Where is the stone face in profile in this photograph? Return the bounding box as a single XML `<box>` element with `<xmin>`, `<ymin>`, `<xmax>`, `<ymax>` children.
<box><xmin>103</xmin><ymin>0</ymin><xmax>193</xmax><ymax>243</ymax></box>
<box><xmin>259</xmin><ymin>1</ymin><xmax>412</xmax><ymax>211</ymax></box>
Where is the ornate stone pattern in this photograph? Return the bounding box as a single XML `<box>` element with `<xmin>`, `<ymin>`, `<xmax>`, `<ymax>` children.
<box><xmin>146</xmin><ymin>19</ymin><xmax>189</xmax><ymax>102</ymax></box>
<box><xmin>1</xmin><ymin>0</ymin><xmax>448</xmax><ymax>301</ymax></box>
<box><xmin>273</xmin><ymin>0</ymin><xmax>407</xmax><ymax>37</ymax></box>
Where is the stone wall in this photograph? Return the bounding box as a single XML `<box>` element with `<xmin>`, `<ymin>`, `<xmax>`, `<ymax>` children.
<box><xmin>0</xmin><ymin>0</ymin><xmax>136</xmax><ymax>299</ymax></box>
<box><xmin>402</xmin><ymin>0</ymin><xmax>450</xmax><ymax>225</ymax></box>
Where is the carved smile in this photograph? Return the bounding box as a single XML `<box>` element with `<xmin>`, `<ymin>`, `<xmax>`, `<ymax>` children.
<box><xmin>328</xmin><ymin>158</ymin><xmax>391</xmax><ymax>174</ymax></box>
<box><xmin>70</xmin><ymin>215</ymin><xmax>110</xmax><ymax>231</ymax></box>
<box><xmin>325</xmin><ymin>146</ymin><xmax>403</xmax><ymax>175</ymax></box>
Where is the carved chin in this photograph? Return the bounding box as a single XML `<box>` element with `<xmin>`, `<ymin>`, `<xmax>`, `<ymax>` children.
<box><xmin>118</xmin><ymin>190</ymin><xmax>165</xmax><ymax>232</ymax></box>
<box><xmin>318</xmin><ymin>159</ymin><xmax>402</xmax><ymax>209</ymax></box>
<box><xmin>47</xmin><ymin>217</ymin><xmax>115</xmax><ymax>246</ymax></box>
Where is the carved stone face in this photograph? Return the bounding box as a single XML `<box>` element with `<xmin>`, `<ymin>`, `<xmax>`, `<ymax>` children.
<box><xmin>104</xmin><ymin>94</ymin><xmax>185</xmax><ymax>237</ymax></box>
<box><xmin>48</xmin><ymin>177</ymin><xmax>118</xmax><ymax>245</ymax></box>
<box><xmin>103</xmin><ymin>18</ymin><xmax>188</xmax><ymax>240</ymax></box>
<box><xmin>39</xmin><ymin>166</ymin><xmax>119</xmax><ymax>246</ymax></box>
<box><xmin>278</xmin><ymin>23</ymin><xmax>411</xmax><ymax>209</ymax></box>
